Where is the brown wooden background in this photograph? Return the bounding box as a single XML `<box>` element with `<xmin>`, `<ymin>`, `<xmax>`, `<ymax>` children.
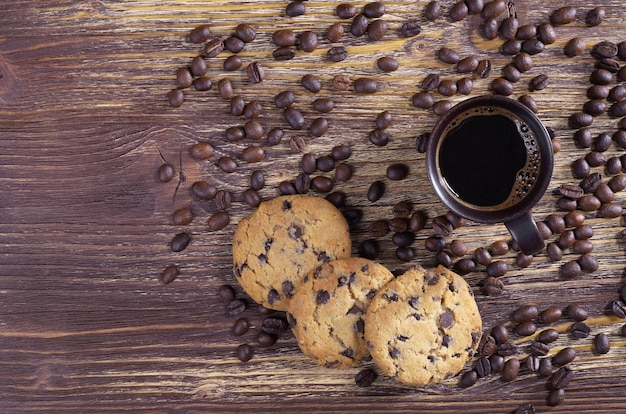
<box><xmin>2</xmin><ymin>0</ymin><xmax>626</xmax><ymax>412</ymax></box>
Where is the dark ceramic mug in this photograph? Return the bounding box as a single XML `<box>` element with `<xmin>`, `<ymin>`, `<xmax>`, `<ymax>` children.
<box><xmin>426</xmin><ymin>95</ymin><xmax>554</xmax><ymax>255</ymax></box>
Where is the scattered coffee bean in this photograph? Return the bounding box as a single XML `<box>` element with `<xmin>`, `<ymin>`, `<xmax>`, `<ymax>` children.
<box><xmin>491</xmin><ymin>78</ymin><xmax>514</xmax><ymax>95</ymax></box>
<box><xmin>499</xmin><ymin>16</ymin><xmax>519</xmax><ymax>40</ymax></box>
<box><xmin>564</xmin><ymin>37</ymin><xmax>585</xmax><ymax>57</ymax></box>
<box><xmin>424</xmin><ymin>1</ymin><xmax>442</xmax><ymax>21</ymax></box>
<box><xmin>227</xmin><ymin>298</ymin><xmax>247</xmax><ymax>316</ymax></box>
<box><xmin>400</xmin><ymin>19</ymin><xmax>422</xmax><ymax>37</ymax></box>
<box><xmin>459</xmin><ymin>370</ymin><xmax>478</xmax><ymax>388</ymax></box>
<box><xmin>481</xmin><ymin>0</ymin><xmax>506</xmax><ymax>20</ymax></box>
<box><xmin>224</xmin><ymin>36</ymin><xmax>245</xmax><ymax>53</ymax></box>
<box><xmin>327</xmin><ymin>46</ymin><xmax>348</xmax><ymax>62</ymax></box>
<box><xmin>208</xmin><ymin>211</ymin><xmax>230</xmax><ymax>231</ymax></box>
<box><xmin>336</xmin><ymin>3</ymin><xmax>357</xmax><ymax>19</ymax></box>
<box><xmin>511</xmin><ymin>305</ymin><xmax>538</xmax><ymax>324</ymax></box>
<box><xmin>457</xmin><ymin>56</ymin><xmax>479</xmax><ymax>73</ymax></box>
<box><xmin>256</xmin><ymin>331</ymin><xmax>277</xmax><ymax>347</ymax></box>
<box><xmin>482</xmin><ymin>17</ymin><xmax>498</xmax><ymax>40</ymax></box>
<box><xmin>367</xmin><ymin>19</ymin><xmax>388</xmax><ymax>41</ymax></box>
<box><xmin>332</xmin><ymin>74</ymin><xmax>351</xmax><ymax>91</ymax></box>
<box><xmin>438</xmin><ymin>79</ymin><xmax>457</xmax><ymax>96</ymax></box>
<box><xmin>170</xmin><ymin>232</ymin><xmax>191</xmax><ymax>252</ymax></box>
<box><xmin>483</xmin><ymin>276</ymin><xmax>504</xmax><ymax>295</ymax></box>
<box><xmin>236</xmin><ymin>343</ymin><xmax>253</xmax><ymax>362</ymax></box>
<box><xmin>369</xmin><ymin>129</ymin><xmax>389</xmax><ymax>146</ymax></box>
<box><xmin>571</xmin><ymin>321</ymin><xmax>591</xmax><ymax>338</ymax></box>
<box><xmin>377</xmin><ymin>56</ymin><xmax>398</xmax><ymax>72</ymax></box>
<box><xmin>354</xmin><ymin>78</ymin><xmax>378</xmax><ymax>94</ymax></box>
<box><xmin>553</xmin><ymin>347</ymin><xmax>576</xmax><ymax>366</ymax></box>
<box><xmin>232</xmin><ymin>318</ymin><xmax>250</xmax><ymax>336</ymax></box>
<box><xmin>355</xmin><ymin>368</ymin><xmax>377</xmax><ymax>387</ymax></box>
<box><xmin>502</xmin><ymin>39</ymin><xmax>522</xmax><ymax>56</ymax></box>
<box><xmin>273</xmin><ymin>29</ymin><xmax>297</xmax><ymax>47</ymax></box>
<box><xmin>551</xmin><ymin>6</ymin><xmax>577</xmax><ymax>25</ymax></box>
<box><xmin>502</xmin><ymin>357</ymin><xmax>520</xmax><ymax>382</ymax></box>
<box><xmin>518</xmin><ymin>95</ymin><xmax>538</xmax><ymax>113</ymax></box>
<box><xmin>432</xmin><ymin>100</ymin><xmax>452</xmax><ymax>116</ymax></box>
<box><xmin>438</xmin><ymin>47</ymin><xmax>460</xmax><ymax>64</ymax></box>
<box><xmin>367</xmin><ymin>181</ymin><xmax>385</xmax><ymax>202</ymax></box>
<box><xmin>160</xmin><ymin>265</ymin><xmax>180</xmax><ymax>284</ymax></box>
<box><xmin>412</xmin><ymin>92</ymin><xmax>435</xmax><ymax>109</ymax></box>
<box><xmin>350</xmin><ymin>13</ymin><xmax>369</xmax><ymax>37</ymax></box>
<box><xmin>551</xmin><ymin>366</ymin><xmax>573</xmax><ymax>390</ymax></box>
<box><xmin>612</xmin><ymin>300</ymin><xmax>626</xmax><ymax>318</ymax></box>
<box><xmin>529</xmin><ymin>74</ymin><xmax>549</xmax><ymax>91</ymax></box>
<box><xmin>538</xmin><ymin>328</ymin><xmax>559</xmax><ymax>344</ymax></box>
<box><xmin>286</xmin><ymin>0</ymin><xmax>306</xmax><ymax>17</ymax></box>
<box><xmin>301</xmin><ymin>74</ymin><xmax>321</xmax><ymax>93</ymax></box>
<box><xmin>594</xmin><ymin>333</ymin><xmax>610</xmax><ymax>354</ymax></box>
<box><xmin>166</xmin><ymin>89</ymin><xmax>184</xmax><ymax>108</ymax></box>
<box><xmin>188</xmin><ymin>24</ymin><xmax>212</xmax><ymax>44</ymax></box>
<box><xmin>586</xmin><ymin>7</ymin><xmax>605</xmax><ymax>26</ymax></box>
<box><xmin>515</xmin><ymin>321</ymin><xmax>537</xmax><ymax>337</ymax></box>
<box><xmin>449</xmin><ymin>1</ymin><xmax>469</xmax><ymax>22</ymax></box>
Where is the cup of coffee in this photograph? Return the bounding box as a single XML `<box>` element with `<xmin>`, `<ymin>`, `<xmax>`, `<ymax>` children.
<box><xmin>425</xmin><ymin>95</ymin><xmax>553</xmax><ymax>255</ymax></box>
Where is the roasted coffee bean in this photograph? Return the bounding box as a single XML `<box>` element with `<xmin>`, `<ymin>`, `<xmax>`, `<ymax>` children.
<box><xmin>609</xmin><ymin>174</ymin><xmax>626</xmax><ymax>191</ymax></box>
<box><xmin>553</xmin><ymin>347</ymin><xmax>576</xmax><ymax>365</ymax></box>
<box><xmin>438</xmin><ymin>79</ymin><xmax>457</xmax><ymax>96</ymax></box>
<box><xmin>515</xmin><ymin>321</ymin><xmax>537</xmax><ymax>336</ymax></box>
<box><xmin>593</xmin><ymin>41</ymin><xmax>618</xmax><ymax>59</ymax></box>
<box><xmin>481</xmin><ymin>0</ymin><xmax>506</xmax><ymax>19</ymax></box>
<box><xmin>236</xmin><ymin>343</ymin><xmax>253</xmax><ymax>362</ymax></box>
<box><xmin>404</xmin><ymin>211</ymin><xmax>425</xmax><ymax>234</ymax></box>
<box><xmin>424</xmin><ymin>1</ymin><xmax>442</xmax><ymax>20</ymax></box>
<box><xmin>327</xmin><ymin>46</ymin><xmax>348</xmax><ymax>62</ymax></box>
<box><xmin>529</xmin><ymin>341</ymin><xmax>550</xmax><ymax>358</ymax></box>
<box><xmin>484</xmin><ymin>18</ymin><xmax>500</xmax><ymax>40</ymax></box>
<box><xmin>557</xmin><ymin>230</ymin><xmax>576</xmax><ymax>249</ymax></box>
<box><xmin>354</xmin><ymin>78</ymin><xmax>378</xmax><ymax>94</ymax></box>
<box><xmin>457</xmin><ymin>56</ymin><xmax>479</xmax><ymax>73</ymax></box>
<box><xmin>580</xmin><ymin>173</ymin><xmax>602</xmax><ymax>193</ymax></box>
<box><xmin>537</xmin><ymin>328</ymin><xmax>559</xmax><ymax>344</ymax></box>
<box><xmin>483</xmin><ymin>276</ymin><xmax>504</xmax><ymax>296</ymax></box>
<box><xmin>489</xmin><ymin>354</ymin><xmax>505</xmax><ymax>374</ymax></box>
<box><xmin>502</xmin><ymin>357</ymin><xmax>520</xmax><ymax>381</ymax></box>
<box><xmin>586</xmin><ymin>151</ymin><xmax>606</xmax><ymax>167</ymax></box>
<box><xmin>573</xmin><ymin>239</ymin><xmax>594</xmax><ymax>254</ymax></box>
<box><xmin>551</xmin><ymin>6</ymin><xmax>577</xmax><ymax>25</ymax></box>
<box><xmin>191</xmin><ymin>181</ymin><xmax>217</xmax><ymax>200</ymax></box>
<box><xmin>246</xmin><ymin>62</ymin><xmax>265</xmax><ymax>83</ymax></box>
<box><xmin>224</xmin><ymin>36</ymin><xmax>244</xmax><ymax>54</ymax></box>
<box><xmin>612</xmin><ymin>300</ymin><xmax>626</xmax><ymax>318</ymax></box>
<box><xmin>456</xmin><ymin>77</ymin><xmax>473</xmax><ymax>95</ymax></box>
<box><xmin>392</xmin><ymin>231</ymin><xmax>414</xmax><ymax>248</ymax></box>
<box><xmin>256</xmin><ymin>331</ymin><xmax>277</xmax><ymax>347</ymax></box>
<box><xmin>588</xmin><ymin>85</ymin><xmax>610</xmax><ymax>100</ymax></box>
<box><xmin>502</xmin><ymin>39</ymin><xmax>522</xmax><ymax>56</ymax></box>
<box><xmin>610</xmin><ymin>100</ymin><xmax>626</xmax><ymax>118</ymax></box>
<box><xmin>241</xmin><ymin>146</ymin><xmax>265</xmax><ymax>163</ymax></box>
<box><xmin>332</xmin><ymin>74</ymin><xmax>351</xmax><ymax>91</ymax></box>
<box><xmin>262</xmin><ymin>315</ymin><xmax>288</xmax><ymax>334</ymax></box>
<box><xmin>224</xmin><ymin>126</ymin><xmax>245</xmax><ymax>142</ymax></box>
<box><xmin>412</xmin><ymin>92</ymin><xmax>434</xmax><ymax>109</ymax></box>
<box><xmin>272</xmin><ymin>46</ymin><xmax>293</xmax><ymax>59</ymax></box>
<box><xmin>350</xmin><ymin>13</ymin><xmax>369</xmax><ymax>37</ymax></box>
<box><xmin>571</xmin><ymin>321</ymin><xmax>591</xmax><ymax>338</ymax></box>
<box><xmin>217</xmin><ymin>78</ymin><xmax>233</xmax><ymax>100</ymax></box>
<box><xmin>275</xmin><ymin>90</ymin><xmax>296</xmax><ymax>109</ymax></box>
<box><xmin>284</xmin><ymin>107</ymin><xmax>305</xmax><ymax>130</ymax></box>
<box><xmin>214</xmin><ymin>190</ymin><xmax>232</xmax><ymax>211</ymax></box>
<box><xmin>326</xmin><ymin>192</ymin><xmax>347</xmax><ymax>207</ymax></box>
<box><xmin>245</xmin><ymin>120</ymin><xmax>265</xmax><ymax>141</ymax></box>
<box><xmin>475</xmin><ymin>59</ymin><xmax>492</xmax><ymax>78</ymax></box>
<box><xmin>227</xmin><ymin>298</ymin><xmax>246</xmax><ymax>316</ymax></box>
<box><xmin>590</xmin><ymin>68</ymin><xmax>614</xmax><ymax>85</ymax></box>
<box><xmin>594</xmin><ymin>333</ymin><xmax>610</xmax><ymax>354</ymax></box>
<box><xmin>464</xmin><ymin>0</ymin><xmax>484</xmax><ymax>14</ymax></box>
<box><xmin>519</xmin><ymin>95</ymin><xmax>538</xmax><ymax>113</ymax></box>
<box><xmin>607</xmin><ymin>157</ymin><xmax>623</xmax><ymax>174</ymax></box>
<box><xmin>312</xmin><ymin>176</ymin><xmax>334</xmax><ymax>193</ymax></box>
<box><xmin>437</xmin><ymin>251</ymin><xmax>453</xmax><ymax>267</ymax></box>
<box><xmin>395</xmin><ymin>246</ymin><xmax>415</xmax><ymax>262</ymax></box>
<box><xmin>424</xmin><ymin>235</ymin><xmax>446</xmax><ymax>252</ymax></box>
<box><xmin>578</xmin><ymin>194</ymin><xmax>601</xmax><ymax>211</ymax></box>
<box><xmin>449</xmin><ymin>239</ymin><xmax>467</xmax><ymax>257</ymax></box>
<box><xmin>572</xmin><ymin>158</ymin><xmax>591</xmax><ymax>179</ymax></box>
<box><xmin>564</xmin><ymin>37</ymin><xmax>585</xmax><ymax>57</ymax></box>
<box><xmin>374</xmin><ymin>111</ymin><xmax>392</xmax><ymax>130</ymax></box>
<box><xmin>502</xmin><ymin>63</ymin><xmax>521</xmax><ymax>83</ymax></box>
<box><xmin>538</xmin><ymin>307</ymin><xmax>562</xmax><ymax>324</ymax></box>
<box><xmin>432</xmin><ymin>100</ymin><xmax>452</xmax><ymax>116</ymax></box>
<box><xmin>286</xmin><ymin>0</ymin><xmax>306</xmax><ymax>17</ymax></box>
<box><xmin>314</xmin><ymin>155</ymin><xmax>335</xmax><ymax>173</ymax></box>
<box><xmin>432</xmin><ymin>215</ymin><xmax>453</xmax><ymax>237</ymax></box>
<box><xmin>230</xmin><ymin>96</ymin><xmax>245</xmax><ymax>116</ymax></box>
<box><xmin>536</xmin><ymin>221</ymin><xmax>552</xmax><ymax>239</ymax></box>
<box><xmin>599</xmin><ymin>202</ymin><xmax>623</xmax><ymax>218</ymax></box>
<box><xmin>615</xmin><ymin>129</ymin><xmax>626</xmax><ymax>147</ymax></box>
<box><xmin>551</xmin><ymin>366</ymin><xmax>573</xmax><ymax>390</ymax></box>
<box><xmin>546</xmin><ymin>214</ymin><xmax>566</xmax><ymax>233</ymax></box>
<box><xmin>475</xmin><ymin>356</ymin><xmax>491</xmax><ymax>378</ymax></box>
<box><xmin>172</xmin><ymin>207</ymin><xmax>194</xmax><ymax>226</ymax></box>
<box><xmin>478</xmin><ymin>335</ymin><xmax>496</xmax><ymax>357</ymax></box>
<box><xmin>486</xmin><ymin>260</ymin><xmax>507</xmax><ymax>277</ymax></box>
<box><xmin>586</xmin><ymin>7</ymin><xmax>605</xmax><ymax>26</ymax></box>
<box><xmin>309</xmin><ymin>117</ymin><xmax>329</xmax><ymax>137</ymax></box>
<box><xmin>513</xmin><ymin>52</ymin><xmax>533</xmax><ymax>72</ymax></box>
<box><xmin>547</xmin><ymin>243</ymin><xmax>563</xmax><ymax>261</ymax></box>
<box><xmin>232</xmin><ymin>318</ymin><xmax>250</xmax><ymax>336</ymax></box>
<box><xmin>438</xmin><ymin>47</ymin><xmax>460</xmax><ymax>64</ymax></box>
<box><xmin>579</xmin><ymin>253</ymin><xmax>598</xmax><ymax>272</ymax></box>
<box><xmin>190</xmin><ymin>56</ymin><xmax>207</xmax><ymax>77</ymax></box>
<box><xmin>377</xmin><ymin>56</ymin><xmax>398</xmax><ymax>72</ymax></box>
<box><xmin>157</xmin><ymin>162</ymin><xmax>175</xmax><ymax>182</ymax></box>
<box><xmin>326</xmin><ymin>22</ymin><xmax>345</xmax><ymax>43</ymax></box>
<box><xmin>528</xmin><ymin>74</ymin><xmax>548</xmax><ymax>91</ymax></box>
<box><xmin>421</xmin><ymin>73</ymin><xmax>441</xmax><ymax>91</ymax></box>
<box><xmin>546</xmin><ymin>389</ymin><xmax>565</xmax><ymax>407</ymax></box>
<box><xmin>473</xmin><ymin>247</ymin><xmax>492</xmax><ymax>266</ymax></box>
<box><xmin>574</xmin><ymin>224</ymin><xmax>594</xmax><ymax>240</ymax></box>
<box><xmin>561</xmin><ymin>260</ymin><xmax>582</xmax><ymax>279</ymax></box>
<box><xmin>573</xmin><ymin>128</ymin><xmax>593</xmax><ymax>148</ymax></box>
<box><xmin>536</xmin><ymin>22</ymin><xmax>556</xmax><ymax>44</ymax></box>
<box><xmin>516</xmin><ymin>252</ymin><xmax>533</xmax><ymax>268</ymax></box>
<box><xmin>193</xmin><ymin>76</ymin><xmax>213</xmax><ymax>91</ymax></box>
<box><xmin>189</xmin><ymin>24</ymin><xmax>212</xmax><ymax>44</ymax></box>
<box><xmin>537</xmin><ymin>356</ymin><xmax>553</xmax><ymax>377</ymax></box>
<box><xmin>278</xmin><ymin>180</ymin><xmax>297</xmax><ymax>195</ymax></box>
<box><xmin>499</xmin><ymin>16</ymin><xmax>519</xmax><ymax>40</ymax></box>
<box><xmin>488</xmin><ymin>324</ymin><xmax>508</xmax><ymax>345</ymax></box>
<box><xmin>593</xmin><ymin>132</ymin><xmax>613</xmax><ymax>152</ymax></box>
<box><xmin>331</xmin><ymin>144</ymin><xmax>352</xmax><ymax>161</ymax></box>
<box><xmin>369</xmin><ymin>220</ymin><xmax>389</xmax><ymax>238</ymax></box>
<box><xmin>597</xmin><ymin>58</ymin><xmax>621</xmax><ymax>74</ymax></box>
<box><xmin>368</xmin><ymin>129</ymin><xmax>389</xmax><ymax>146</ymax></box>
<box><xmin>294</xmin><ymin>173</ymin><xmax>311</xmax><ymax>194</ymax></box>
<box><xmin>449</xmin><ymin>1</ymin><xmax>469</xmax><ymax>22</ymax></box>
<box><xmin>565</xmin><ymin>304</ymin><xmax>588</xmax><ymax>321</ymax></box>
<box><xmin>511</xmin><ymin>305</ymin><xmax>538</xmax><ymax>324</ymax></box>
<box><xmin>400</xmin><ymin>19</ymin><xmax>422</xmax><ymax>37</ymax></box>
<box><xmin>166</xmin><ymin>89</ymin><xmax>184</xmax><ymax>108</ymax></box>
<box><xmin>170</xmin><ymin>232</ymin><xmax>191</xmax><ymax>252</ymax></box>
<box><xmin>203</xmin><ymin>37</ymin><xmax>224</xmax><ymax>58</ymax></box>
<box><xmin>243</xmin><ymin>189</ymin><xmax>261</xmax><ymax>207</ymax></box>
<box><xmin>386</xmin><ymin>163</ymin><xmax>409</xmax><ymax>180</ymax></box>
<box><xmin>363</xmin><ymin>1</ymin><xmax>385</xmax><ymax>18</ymax></box>
<box><xmin>459</xmin><ymin>370</ymin><xmax>478</xmax><ymax>388</ymax></box>
<box><xmin>455</xmin><ymin>258</ymin><xmax>476</xmax><ymax>275</ymax></box>
<box><xmin>355</xmin><ymin>368</ymin><xmax>377</xmax><ymax>387</ymax></box>
<box><xmin>217</xmin><ymin>156</ymin><xmax>238</xmax><ymax>173</ymax></box>
<box><xmin>367</xmin><ymin>19</ymin><xmax>388</xmax><ymax>41</ymax></box>
<box><xmin>234</xmin><ymin>23</ymin><xmax>256</xmax><ymax>43</ymax></box>
<box><xmin>160</xmin><ymin>265</ymin><xmax>179</xmax><ymax>284</ymax></box>
<box><xmin>301</xmin><ymin>74</ymin><xmax>321</xmax><ymax>93</ymax></box>
<box><xmin>367</xmin><ymin>181</ymin><xmax>385</xmax><ymax>202</ymax></box>
<box><xmin>336</xmin><ymin>3</ymin><xmax>357</xmax><ymax>19</ymax></box>
<box><xmin>243</xmin><ymin>100</ymin><xmax>263</xmax><ymax>119</ymax></box>
<box><xmin>359</xmin><ymin>239</ymin><xmax>379</xmax><ymax>259</ymax></box>
<box><xmin>516</xmin><ymin>23</ymin><xmax>537</xmax><ymax>41</ymax></box>
<box><xmin>491</xmin><ymin>78</ymin><xmax>514</xmax><ymax>95</ymax></box>
<box><xmin>273</xmin><ymin>29</ymin><xmax>297</xmax><ymax>47</ymax></box>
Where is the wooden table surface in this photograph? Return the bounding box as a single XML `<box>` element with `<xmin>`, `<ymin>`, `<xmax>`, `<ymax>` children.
<box><xmin>3</xmin><ymin>0</ymin><xmax>626</xmax><ymax>412</ymax></box>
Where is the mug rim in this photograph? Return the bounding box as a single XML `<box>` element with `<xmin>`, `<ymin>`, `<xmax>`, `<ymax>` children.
<box><xmin>426</xmin><ymin>95</ymin><xmax>554</xmax><ymax>224</ymax></box>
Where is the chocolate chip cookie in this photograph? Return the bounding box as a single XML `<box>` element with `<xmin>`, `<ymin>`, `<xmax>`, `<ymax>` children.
<box><xmin>232</xmin><ymin>195</ymin><xmax>352</xmax><ymax>311</ymax></box>
<box><xmin>286</xmin><ymin>257</ymin><xmax>395</xmax><ymax>369</ymax></box>
<box><xmin>364</xmin><ymin>265</ymin><xmax>482</xmax><ymax>386</ymax></box>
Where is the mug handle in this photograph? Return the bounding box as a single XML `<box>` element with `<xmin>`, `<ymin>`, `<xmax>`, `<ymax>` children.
<box><xmin>504</xmin><ymin>212</ymin><xmax>545</xmax><ymax>255</ymax></box>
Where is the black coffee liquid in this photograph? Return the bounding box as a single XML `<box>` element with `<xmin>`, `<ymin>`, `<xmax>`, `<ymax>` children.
<box><xmin>439</xmin><ymin>114</ymin><xmax>529</xmax><ymax>207</ymax></box>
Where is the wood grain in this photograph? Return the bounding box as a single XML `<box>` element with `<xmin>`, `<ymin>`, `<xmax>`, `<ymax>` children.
<box><xmin>2</xmin><ymin>0</ymin><xmax>626</xmax><ymax>412</ymax></box>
